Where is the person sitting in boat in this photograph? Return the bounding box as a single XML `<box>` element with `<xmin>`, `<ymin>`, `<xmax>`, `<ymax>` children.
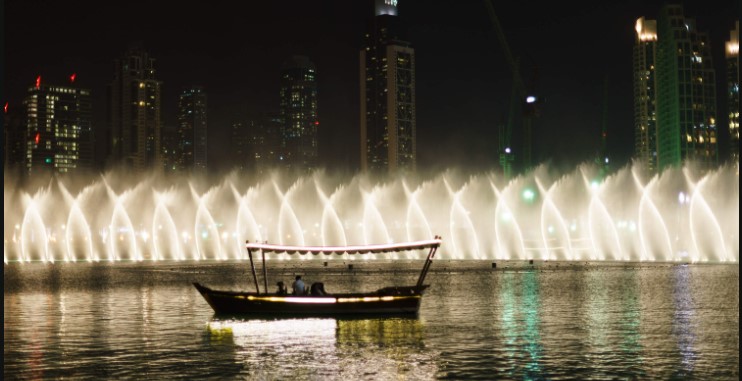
<box><xmin>276</xmin><ymin>281</ymin><xmax>287</xmax><ymax>295</ymax></box>
<box><xmin>292</xmin><ymin>275</ymin><xmax>306</xmax><ymax>295</ymax></box>
<box><xmin>310</xmin><ymin>282</ymin><xmax>327</xmax><ymax>296</ymax></box>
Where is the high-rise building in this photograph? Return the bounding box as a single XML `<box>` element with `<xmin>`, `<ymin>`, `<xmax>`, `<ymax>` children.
<box><xmin>107</xmin><ymin>46</ymin><xmax>163</xmax><ymax>171</ymax></box>
<box><xmin>23</xmin><ymin>77</ymin><xmax>93</xmax><ymax>174</ymax></box>
<box><xmin>176</xmin><ymin>86</ymin><xmax>208</xmax><ymax>171</ymax></box>
<box><xmin>279</xmin><ymin>56</ymin><xmax>318</xmax><ymax>172</ymax></box>
<box><xmin>655</xmin><ymin>5</ymin><xmax>717</xmax><ymax>171</ymax></box>
<box><xmin>252</xmin><ymin>113</ymin><xmax>284</xmax><ymax>173</ymax></box>
<box><xmin>360</xmin><ymin>0</ymin><xmax>416</xmax><ymax>174</ymax></box>
<box><xmin>727</xmin><ymin>21</ymin><xmax>739</xmax><ymax>163</ymax></box>
<box><xmin>160</xmin><ymin>124</ymin><xmax>179</xmax><ymax>172</ymax></box>
<box><xmin>231</xmin><ymin>120</ymin><xmax>251</xmax><ymax>171</ymax></box>
<box><xmin>4</xmin><ymin>102</ymin><xmax>27</xmax><ymax>169</ymax></box>
<box><xmin>633</xmin><ymin>17</ymin><xmax>659</xmax><ymax>173</ymax></box>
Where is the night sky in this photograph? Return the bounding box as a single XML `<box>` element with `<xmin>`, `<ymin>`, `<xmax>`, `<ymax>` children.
<box><xmin>4</xmin><ymin>0</ymin><xmax>738</xmax><ymax>174</ymax></box>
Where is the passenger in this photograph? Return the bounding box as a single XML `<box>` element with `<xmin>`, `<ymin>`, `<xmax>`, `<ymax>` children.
<box><xmin>292</xmin><ymin>275</ymin><xmax>306</xmax><ymax>295</ymax></box>
<box><xmin>276</xmin><ymin>281</ymin><xmax>287</xmax><ymax>295</ymax></box>
<box><xmin>310</xmin><ymin>282</ymin><xmax>327</xmax><ymax>296</ymax></box>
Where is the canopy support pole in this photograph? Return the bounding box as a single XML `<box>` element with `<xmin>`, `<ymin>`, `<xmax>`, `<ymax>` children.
<box><xmin>416</xmin><ymin>235</ymin><xmax>440</xmax><ymax>288</ymax></box>
<box><xmin>247</xmin><ymin>242</ymin><xmax>260</xmax><ymax>294</ymax></box>
<box><xmin>261</xmin><ymin>248</ymin><xmax>268</xmax><ymax>294</ymax></box>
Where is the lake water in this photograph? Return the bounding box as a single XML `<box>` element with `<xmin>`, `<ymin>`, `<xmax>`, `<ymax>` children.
<box><xmin>4</xmin><ymin>261</ymin><xmax>739</xmax><ymax>380</ymax></box>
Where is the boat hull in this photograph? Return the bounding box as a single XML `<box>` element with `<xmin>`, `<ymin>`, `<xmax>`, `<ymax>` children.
<box><xmin>193</xmin><ymin>283</ymin><xmax>425</xmax><ymax>316</ymax></box>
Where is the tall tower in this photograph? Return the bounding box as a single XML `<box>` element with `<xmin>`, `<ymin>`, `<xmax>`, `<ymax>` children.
<box><xmin>279</xmin><ymin>56</ymin><xmax>318</xmax><ymax>172</ymax></box>
<box><xmin>4</xmin><ymin>102</ymin><xmax>27</xmax><ymax>170</ymax></box>
<box><xmin>252</xmin><ymin>113</ymin><xmax>284</xmax><ymax>174</ymax></box>
<box><xmin>107</xmin><ymin>46</ymin><xmax>163</xmax><ymax>171</ymax></box>
<box><xmin>177</xmin><ymin>86</ymin><xmax>208</xmax><ymax>171</ymax></box>
<box><xmin>360</xmin><ymin>0</ymin><xmax>416</xmax><ymax>174</ymax></box>
<box><xmin>23</xmin><ymin>76</ymin><xmax>92</xmax><ymax>174</ymax></box>
<box><xmin>727</xmin><ymin>21</ymin><xmax>739</xmax><ymax>163</ymax></box>
<box><xmin>633</xmin><ymin>17</ymin><xmax>658</xmax><ymax>173</ymax></box>
<box><xmin>655</xmin><ymin>5</ymin><xmax>717</xmax><ymax>171</ymax></box>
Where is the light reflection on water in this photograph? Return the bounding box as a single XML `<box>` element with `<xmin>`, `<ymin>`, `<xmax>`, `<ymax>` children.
<box><xmin>3</xmin><ymin>262</ymin><xmax>739</xmax><ymax>379</ymax></box>
<box><xmin>205</xmin><ymin>317</ymin><xmax>436</xmax><ymax>379</ymax></box>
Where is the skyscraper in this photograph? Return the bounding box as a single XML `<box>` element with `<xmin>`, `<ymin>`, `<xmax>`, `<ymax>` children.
<box><xmin>4</xmin><ymin>102</ymin><xmax>26</xmax><ymax>170</ymax></box>
<box><xmin>655</xmin><ymin>5</ymin><xmax>717</xmax><ymax>171</ymax></box>
<box><xmin>360</xmin><ymin>0</ymin><xmax>416</xmax><ymax>174</ymax></box>
<box><xmin>633</xmin><ymin>17</ymin><xmax>658</xmax><ymax>173</ymax></box>
<box><xmin>230</xmin><ymin>120</ymin><xmax>251</xmax><ymax>171</ymax></box>
<box><xmin>252</xmin><ymin>113</ymin><xmax>283</xmax><ymax>173</ymax></box>
<box><xmin>160</xmin><ymin>124</ymin><xmax>179</xmax><ymax>172</ymax></box>
<box><xmin>177</xmin><ymin>86</ymin><xmax>208</xmax><ymax>171</ymax></box>
<box><xmin>279</xmin><ymin>56</ymin><xmax>318</xmax><ymax>172</ymax></box>
<box><xmin>727</xmin><ymin>21</ymin><xmax>739</xmax><ymax>163</ymax></box>
<box><xmin>23</xmin><ymin>77</ymin><xmax>93</xmax><ymax>174</ymax></box>
<box><xmin>107</xmin><ymin>46</ymin><xmax>163</xmax><ymax>171</ymax></box>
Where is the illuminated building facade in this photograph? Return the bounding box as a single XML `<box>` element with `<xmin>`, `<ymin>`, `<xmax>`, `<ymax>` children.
<box><xmin>23</xmin><ymin>78</ymin><xmax>93</xmax><ymax>174</ymax></box>
<box><xmin>107</xmin><ymin>46</ymin><xmax>163</xmax><ymax>171</ymax></box>
<box><xmin>176</xmin><ymin>86</ymin><xmax>208</xmax><ymax>171</ymax></box>
<box><xmin>633</xmin><ymin>17</ymin><xmax>659</xmax><ymax>173</ymax></box>
<box><xmin>727</xmin><ymin>21</ymin><xmax>739</xmax><ymax>163</ymax></box>
<box><xmin>655</xmin><ymin>5</ymin><xmax>717</xmax><ymax>170</ymax></box>
<box><xmin>279</xmin><ymin>56</ymin><xmax>318</xmax><ymax>172</ymax></box>
<box><xmin>360</xmin><ymin>0</ymin><xmax>416</xmax><ymax>174</ymax></box>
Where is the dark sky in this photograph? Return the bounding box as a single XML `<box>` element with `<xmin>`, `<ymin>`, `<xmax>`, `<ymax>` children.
<box><xmin>4</xmin><ymin>0</ymin><xmax>738</xmax><ymax>173</ymax></box>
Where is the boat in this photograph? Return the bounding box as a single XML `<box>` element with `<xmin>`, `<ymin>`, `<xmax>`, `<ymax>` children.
<box><xmin>194</xmin><ymin>236</ymin><xmax>442</xmax><ymax>316</ymax></box>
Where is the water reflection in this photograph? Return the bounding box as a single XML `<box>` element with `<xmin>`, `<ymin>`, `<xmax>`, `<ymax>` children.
<box><xmin>206</xmin><ymin>317</ymin><xmax>435</xmax><ymax>379</ymax></box>
<box><xmin>672</xmin><ymin>265</ymin><xmax>697</xmax><ymax>378</ymax></box>
<box><xmin>4</xmin><ymin>263</ymin><xmax>738</xmax><ymax>379</ymax></box>
<box><xmin>498</xmin><ymin>271</ymin><xmax>543</xmax><ymax>378</ymax></box>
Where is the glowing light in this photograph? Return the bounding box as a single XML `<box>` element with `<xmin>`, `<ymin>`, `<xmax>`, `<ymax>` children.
<box><xmin>35</xmin><ymin>76</ymin><xmax>41</xmax><ymax>89</ymax></box>
<box><xmin>522</xmin><ymin>189</ymin><xmax>536</xmax><ymax>202</ymax></box>
<box><xmin>505</xmin><ymin>147</ymin><xmax>511</xmax><ymax>154</ymax></box>
<box><xmin>526</xmin><ymin>96</ymin><xmax>536</xmax><ymax>104</ymax></box>
<box><xmin>3</xmin><ymin>102</ymin><xmax>7</xmax><ymax>113</ymax></box>
<box><xmin>70</xmin><ymin>73</ymin><xmax>76</xmax><ymax>83</ymax></box>
<box><xmin>245</xmin><ymin>238</ymin><xmax>441</xmax><ymax>255</ymax></box>
<box><xmin>246</xmin><ymin>295</ymin><xmax>336</xmax><ymax>304</ymax></box>
<box><xmin>635</xmin><ymin>17</ymin><xmax>658</xmax><ymax>41</ymax></box>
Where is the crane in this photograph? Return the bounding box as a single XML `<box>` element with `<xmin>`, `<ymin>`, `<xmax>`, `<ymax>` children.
<box><xmin>483</xmin><ymin>0</ymin><xmax>539</xmax><ymax>177</ymax></box>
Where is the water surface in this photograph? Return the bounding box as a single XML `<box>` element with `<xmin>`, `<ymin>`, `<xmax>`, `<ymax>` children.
<box><xmin>4</xmin><ymin>261</ymin><xmax>739</xmax><ymax>379</ymax></box>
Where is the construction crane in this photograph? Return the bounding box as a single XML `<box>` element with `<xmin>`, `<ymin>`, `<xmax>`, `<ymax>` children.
<box><xmin>483</xmin><ymin>0</ymin><xmax>540</xmax><ymax>177</ymax></box>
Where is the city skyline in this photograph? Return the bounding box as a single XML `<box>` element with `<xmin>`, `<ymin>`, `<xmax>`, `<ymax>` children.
<box><xmin>4</xmin><ymin>0</ymin><xmax>738</xmax><ymax>174</ymax></box>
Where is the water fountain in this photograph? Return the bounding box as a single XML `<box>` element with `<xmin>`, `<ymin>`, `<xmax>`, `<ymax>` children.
<box><xmin>3</xmin><ymin>162</ymin><xmax>739</xmax><ymax>263</ymax></box>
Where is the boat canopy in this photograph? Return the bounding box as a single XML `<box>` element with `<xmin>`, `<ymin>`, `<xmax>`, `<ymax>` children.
<box><xmin>245</xmin><ymin>238</ymin><xmax>442</xmax><ymax>255</ymax></box>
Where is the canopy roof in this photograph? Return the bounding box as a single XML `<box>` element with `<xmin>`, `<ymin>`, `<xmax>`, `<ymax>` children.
<box><xmin>245</xmin><ymin>238</ymin><xmax>441</xmax><ymax>255</ymax></box>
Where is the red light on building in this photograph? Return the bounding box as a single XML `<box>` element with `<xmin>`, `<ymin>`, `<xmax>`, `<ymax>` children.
<box><xmin>35</xmin><ymin>132</ymin><xmax>41</xmax><ymax>145</ymax></box>
<box><xmin>315</xmin><ymin>121</ymin><xmax>320</xmax><ymax>126</ymax></box>
<box><xmin>35</xmin><ymin>76</ymin><xmax>41</xmax><ymax>89</ymax></box>
<box><xmin>70</xmin><ymin>73</ymin><xmax>77</xmax><ymax>83</ymax></box>
<box><xmin>3</xmin><ymin>103</ymin><xmax>7</xmax><ymax>114</ymax></box>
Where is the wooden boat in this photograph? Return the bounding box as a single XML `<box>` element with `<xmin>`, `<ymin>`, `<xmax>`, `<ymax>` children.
<box><xmin>194</xmin><ymin>236</ymin><xmax>442</xmax><ymax>316</ymax></box>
